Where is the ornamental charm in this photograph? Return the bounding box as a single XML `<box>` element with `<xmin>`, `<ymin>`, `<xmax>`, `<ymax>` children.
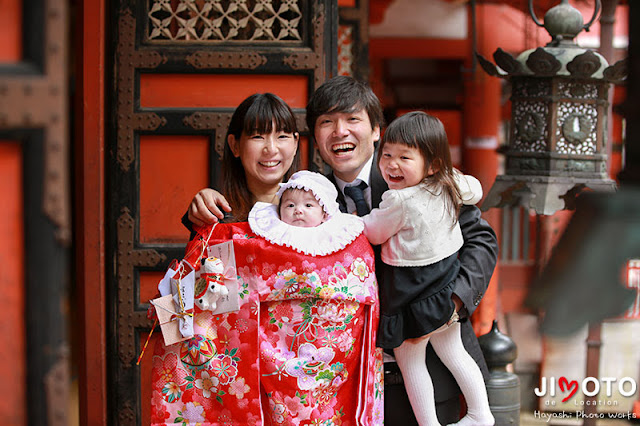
<box><xmin>567</xmin><ymin>50</ymin><xmax>601</xmax><ymax>78</ymax></box>
<box><xmin>561</xmin><ymin>113</ymin><xmax>593</xmax><ymax>146</ymax></box>
<box><xmin>517</xmin><ymin>111</ymin><xmax>545</xmax><ymax>143</ymax></box>
<box><xmin>526</xmin><ymin>48</ymin><xmax>561</xmax><ymax>77</ymax></box>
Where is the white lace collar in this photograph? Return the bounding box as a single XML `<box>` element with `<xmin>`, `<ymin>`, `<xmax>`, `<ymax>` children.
<box><xmin>248</xmin><ymin>202</ymin><xmax>364</xmax><ymax>256</ymax></box>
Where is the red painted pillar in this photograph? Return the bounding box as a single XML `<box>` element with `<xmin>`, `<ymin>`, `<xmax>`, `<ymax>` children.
<box><xmin>462</xmin><ymin>3</ymin><xmax>502</xmax><ymax>336</ymax></box>
<box><xmin>76</xmin><ymin>0</ymin><xmax>108</xmax><ymax>424</ymax></box>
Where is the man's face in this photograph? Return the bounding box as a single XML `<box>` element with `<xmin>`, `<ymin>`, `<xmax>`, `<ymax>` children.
<box><xmin>313</xmin><ymin>109</ymin><xmax>380</xmax><ymax>183</ymax></box>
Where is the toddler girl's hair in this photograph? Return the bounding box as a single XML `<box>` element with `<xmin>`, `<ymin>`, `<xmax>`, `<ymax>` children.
<box><xmin>378</xmin><ymin>111</ymin><xmax>462</xmax><ymax>224</ymax></box>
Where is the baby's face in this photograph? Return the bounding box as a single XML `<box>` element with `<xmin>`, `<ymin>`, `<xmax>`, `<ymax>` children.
<box><xmin>280</xmin><ymin>189</ymin><xmax>327</xmax><ymax>228</ymax></box>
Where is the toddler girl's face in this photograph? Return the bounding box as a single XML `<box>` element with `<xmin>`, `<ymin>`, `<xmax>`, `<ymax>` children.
<box><xmin>379</xmin><ymin>143</ymin><xmax>430</xmax><ymax>190</ymax></box>
<box><xmin>280</xmin><ymin>189</ymin><xmax>327</xmax><ymax>228</ymax></box>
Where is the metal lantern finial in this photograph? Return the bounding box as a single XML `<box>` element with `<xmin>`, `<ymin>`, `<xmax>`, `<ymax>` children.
<box><xmin>477</xmin><ymin>0</ymin><xmax>627</xmax><ymax>215</ymax></box>
<box><xmin>529</xmin><ymin>0</ymin><xmax>601</xmax><ymax>46</ymax></box>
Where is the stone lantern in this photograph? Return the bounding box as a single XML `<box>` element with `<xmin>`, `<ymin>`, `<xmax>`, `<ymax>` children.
<box><xmin>478</xmin><ymin>0</ymin><xmax>627</xmax><ymax>215</ymax></box>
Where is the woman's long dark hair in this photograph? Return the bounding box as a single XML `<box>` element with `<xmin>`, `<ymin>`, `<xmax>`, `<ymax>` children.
<box><xmin>222</xmin><ymin>93</ymin><xmax>299</xmax><ymax>221</ymax></box>
<box><xmin>378</xmin><ymin>111</ymin><xmax>461</xmax><ymax>225</ymax></box>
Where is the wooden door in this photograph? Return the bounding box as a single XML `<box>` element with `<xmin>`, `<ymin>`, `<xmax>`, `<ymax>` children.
<box><xmin>107</xmin><ymin>1</ymin><xmax>337</xmax><ymax>424</ymax></box>
<box><xmin>0</xmin><ymin>0</ymin><xmax>70</xmax><ymax>425</ymax></box>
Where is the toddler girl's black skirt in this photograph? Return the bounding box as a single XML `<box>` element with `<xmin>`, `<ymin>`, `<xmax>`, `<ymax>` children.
<box><xmin>377</xmin><ymin>253</ymin><xmax>460</xmax><ymax>349</ymax></box>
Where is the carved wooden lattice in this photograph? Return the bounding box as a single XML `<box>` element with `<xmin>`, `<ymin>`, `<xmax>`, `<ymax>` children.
<box><xmin>148</xmin><ymin>0</ymin><xmax>304</xmax><ymax>42</ymax></box>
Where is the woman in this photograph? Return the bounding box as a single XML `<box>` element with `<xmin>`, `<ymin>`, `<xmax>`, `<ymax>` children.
<box><xmin>150</xmin><ymin>93</ymin><xmax>383</xmax><ymax>425</ymax></box>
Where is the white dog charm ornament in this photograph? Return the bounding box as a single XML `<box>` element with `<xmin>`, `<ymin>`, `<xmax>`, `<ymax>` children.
<box><xmin>194</xmin><ymin>257</ymin><xmax>229</xmax><ymax>312</ymax></box>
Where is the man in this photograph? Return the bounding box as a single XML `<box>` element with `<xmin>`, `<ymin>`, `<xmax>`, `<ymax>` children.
<box><xmin>186</xmin><ymin>76</ymin><xmax>498</xmax><ymax>424</ymax></box>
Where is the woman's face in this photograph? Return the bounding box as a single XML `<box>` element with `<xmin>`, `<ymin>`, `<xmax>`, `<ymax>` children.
<box><xmin>228</xmin><ymin>128</ymin><xmax>298</xmax><ymax>192</ymax></box>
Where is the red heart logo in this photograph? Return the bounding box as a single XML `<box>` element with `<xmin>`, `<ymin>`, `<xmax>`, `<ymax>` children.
<box><xmin>559</xmin><ymin>376</ymin><xmax>578</xmax><ymax>402</ymax></box>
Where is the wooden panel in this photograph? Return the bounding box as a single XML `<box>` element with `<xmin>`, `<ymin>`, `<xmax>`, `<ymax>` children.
<box><xmin>139</xmin><ymin>135</ymin><xmax>210</xmax><ymax>243</ymax></box>
<box><xmin>370</xmin><ymin>38</ymin><xmax>468</xmax><ymax>60</ymax></box>
<box><xmin>0</xmin><ymin>0</ymin><xmax>22</xmax><ymax>62</ymax></box>
<box><xmin>0</xmin><ymin>141</ymin><xmax>26</xmax><ymax>422</ymax></box>
<box><xmin>140</xmin><ymin>74</ymin><xmax>309</xmax><ymax>109</ymax></box>
<box><xmin>139</xmin><ymin>271</ymin><xmax>164</xmax><ymax>304</ymax></box>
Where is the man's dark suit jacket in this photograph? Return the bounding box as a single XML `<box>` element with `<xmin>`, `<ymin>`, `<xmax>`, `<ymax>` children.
<box><xmin>328</xmin><ymin>163</ymin><xmax>498</xmax><ymax>424</ymax></box>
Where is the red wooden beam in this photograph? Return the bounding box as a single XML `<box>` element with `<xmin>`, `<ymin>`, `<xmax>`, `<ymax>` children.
<box><xmin>75</xmin><ymin>0</ymin><xmax>107</xmax><ymax>424</ymax></box>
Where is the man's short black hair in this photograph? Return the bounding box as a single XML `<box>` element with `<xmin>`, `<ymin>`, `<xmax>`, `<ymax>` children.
<box><xmin>306</xmin><ymin>76</ymin><xmax>384</xmax><ymax>139</ymax></box>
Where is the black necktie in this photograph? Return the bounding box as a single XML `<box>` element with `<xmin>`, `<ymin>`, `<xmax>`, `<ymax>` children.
<box><xmin>344</xmin><ymin>181</ymin><xmax>370</xmax><ymax>216</ymax></box>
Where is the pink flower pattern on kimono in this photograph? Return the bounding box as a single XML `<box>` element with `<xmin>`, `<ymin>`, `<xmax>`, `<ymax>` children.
<box><xmin>209</xmin><ymin>353</ymin><xmax>238</xmax><ymax>385</ymax></box>
<box><xmin>215</xmin><ymin>325</ymin><xmax>241</xmax><ymax>351</ymax></box>
<box><xmin>227</xmin><ymin>376</ymin><xmax>250</xmax><ymax>400</ymax></box>
<box><xmin>268</xmin><ymin>300</ymin><xmax>297</xmax><ymax>329</ymax></box>
<box><xmin>312</xmin><ymin>299</ymin><xmax>357</xmax><ymax>326</ymax></box>
<box><xmin>151</xmin><ymin>395</ymin><xmax>171</xmax><ymax>422</ymax></box>
<box><xmin>193</xmin><ymin>371</ymin><xmax>219</xmax><ymax>398</ymax></box>
<box><xmin>284</xmin><ymin>343</ymin><xmax>336</xmax><ymax>390</ymax></box>
<box><xmin>300</xmin><ymin>260</ymin><xmax>317</xmax><ymax>274</ymax></box>
<box><xmin>177</xmin><ymin>401</ymin><xmax>205</xmax><ymax>424</ymax></box>
<box><xmin>351</xmin><ymin>258</ymin><xmax>370</xmax><ymax>282</ymax></box>
<box><xmin>153</xmin><ymin>352</ymin><xmax>189</xmax><ymax>403</ymax></box>
<box><xmin>335</xmin><ymin>331</ymin><xmax>356</xmax><ymax>354</ymax></box>
<box><xmin>283</xmin><ymin>394</ymin><xmax>313</xmax><ymax>419</ymax></box>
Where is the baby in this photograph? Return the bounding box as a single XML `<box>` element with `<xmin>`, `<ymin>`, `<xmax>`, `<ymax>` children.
<box><xmin>248</xmin><ymin>170</ymin><xmax>363</xmax><ymax>257</ymax></box>
<box><xmin>278</xmin><ymin>183</ymin><xmax>328</xmax><ymax>228</ymax></box>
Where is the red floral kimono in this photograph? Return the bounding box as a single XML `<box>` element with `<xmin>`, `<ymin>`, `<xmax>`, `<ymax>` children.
<box><xmin>150</xmin><ymin>221</ymin><xmax>383</xmax><ymax>425</ymax></box>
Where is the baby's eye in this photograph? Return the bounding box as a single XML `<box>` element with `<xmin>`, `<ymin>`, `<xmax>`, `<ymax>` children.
<box><xmin>306</xmin><ymin>203</ymin><xmax>314</xmax><ymax>208</ymax></box>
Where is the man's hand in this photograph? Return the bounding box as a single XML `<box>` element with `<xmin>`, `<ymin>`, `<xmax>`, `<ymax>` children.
<box><xmin>187</xmin><ymin>188</ymin><xmax>232</xmax><ymax>227</ymax></box>
<box><xmin>452</xmin><ymin>293</ymin><xmax>463</xmax><ymax>313</ymax></box>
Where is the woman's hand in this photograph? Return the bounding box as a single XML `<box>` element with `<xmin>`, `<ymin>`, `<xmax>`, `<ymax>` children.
<box><xmin>187</xmin><ymin>188</ymin><xmax>232</xmax><ymax>226</ymax></box>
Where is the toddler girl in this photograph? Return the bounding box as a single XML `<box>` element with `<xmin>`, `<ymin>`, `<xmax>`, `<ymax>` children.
<box><xmin>363</xmin><ymin>111</ymin><xmax>494</xmax><ymax>426</ymax></box>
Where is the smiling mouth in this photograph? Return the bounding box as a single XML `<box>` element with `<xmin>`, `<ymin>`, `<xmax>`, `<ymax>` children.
<box><xmin>387</xmin><ymin>174</ymin><xmax>404</xmax><ymax>182</ymax></box>
<box><xmin>259</xmin><ymin>161</ymin><xmax>281</xmax><ymax>167</ymax></box>
<box><xmin>332</xmin><ymin>143</ymin><xmax>355</xmax><ymax>154</ymax></box>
